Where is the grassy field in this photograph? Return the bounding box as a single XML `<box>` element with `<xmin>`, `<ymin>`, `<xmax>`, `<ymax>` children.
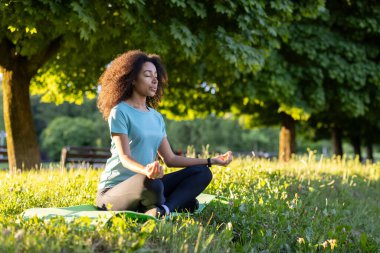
<box><xmin>0</xmin><ymin>154</ymin><xmax>379</xmax><ymax>252</ymax></box>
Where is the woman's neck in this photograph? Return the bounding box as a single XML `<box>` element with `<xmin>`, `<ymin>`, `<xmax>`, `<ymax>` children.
<box><xmin>125</xmin><ymin>95</ymin><xmax>147</xmax><ymax>110</ymax></box>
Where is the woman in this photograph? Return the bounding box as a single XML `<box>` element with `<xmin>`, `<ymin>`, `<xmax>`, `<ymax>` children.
<box><xmin>96</xmin><ymin>50</ymin><xmax>233</xmax><ymax>218</ymax></box>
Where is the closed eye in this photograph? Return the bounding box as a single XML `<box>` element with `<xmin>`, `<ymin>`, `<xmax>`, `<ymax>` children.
<box><xmin>144</xmin><ymin>74</ymin><xmax>157</xmax><ymax>78</ymax></box>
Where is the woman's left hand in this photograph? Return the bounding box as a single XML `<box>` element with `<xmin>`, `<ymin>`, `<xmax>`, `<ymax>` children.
<box><xmin>211</xmin><ymin>151</ymin><xmax>233</xmax><ymax>166</ymax></box>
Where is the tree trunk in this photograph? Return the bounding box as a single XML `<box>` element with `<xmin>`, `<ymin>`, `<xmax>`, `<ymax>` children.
<box><xmin>331</xmin><ymin>126</ymin><xmax>343</xmax><ymax>157</ymax></box>
<box><xmin>1</xmin><ymin>65</ymin><xmax>41</xmax><ymax>172</ymax></box>
<box><xmin>365</xmin><ymin>133</ymin><xmax>374</xmax><ymax>163</ymax></box>
<box><xmin>366</xmin><ymin>143</ymin><xmax>374</xmax><ymax>163</ymax></box>
<box><xmin>279</xmin><ymin>113</ymin><xmax>295</xmax><ymax>162</ymax></box>
<box><xmin>350</xmin><ymin>135</ymin><xmax>362</xmax><ymax>162</ymax></box>
<box><xmin>0</xmin><ymin>36</ymin><xmax>61</xmax><ymax>172</ymax></box>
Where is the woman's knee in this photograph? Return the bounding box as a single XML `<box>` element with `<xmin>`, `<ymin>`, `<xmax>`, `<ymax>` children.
<box><xmin>144</xmin><ymin>178</ymin><xmax>164</xmax><ymax>193</ymax></box>
<box><xmin>186</xmin><ymin>165</ymin><xmax>213</xmax><ymax>184</ymax></box>
<box><xmin>202</xmin><ymin>166</ymin><xmax>213</xmax><ymax>184</ymax></box>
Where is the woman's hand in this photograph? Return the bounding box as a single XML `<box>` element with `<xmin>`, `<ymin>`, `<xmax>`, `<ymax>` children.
<box><xmin>211</xmin><ymin>151</ymin><xmax>233</xmax><ymax>166</ymax></box>
<box><xmin>144</xmin><ymin>161</ymin><xmax>164</xmax><ymax>179</ymax></box>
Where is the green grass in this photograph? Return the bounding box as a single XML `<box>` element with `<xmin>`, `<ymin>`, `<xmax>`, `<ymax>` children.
<box><xmin>0</xmin><ymin>154</ymin><xmax>379</xmax><ymax>252</ymax></box>
<box><xmin>0</xmin><ymin>162</ymin><xmax>61</xmax><ymax>170</ymax></box>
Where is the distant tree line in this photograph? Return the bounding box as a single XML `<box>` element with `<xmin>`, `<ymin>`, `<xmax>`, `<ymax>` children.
<box><xmin>1</xmin><ymin>89</ymin><xmax>359</xmax><ymax>161</ymax></box>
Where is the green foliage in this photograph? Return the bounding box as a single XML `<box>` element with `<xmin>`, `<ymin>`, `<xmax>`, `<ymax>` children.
<box><xmin>285</xmin><ymin>23</ymin><xmax>379</xmax><ymax>118</ymax></box>
<box><xmin>0</xmin><ymin>157</ymin><xmax>379</xmax><ymax>251</ymax></box>
<box><xmin>31</xmin><ymin>95</ymin><xmax>106</xmax><ymax>137</ymax></box>
<box><xmin>1</xmin><ymin>0</ymin><xmax>327</xmax><ymax>169</ymax></box>
<box><xmin>41</xmin><ymin>116</ymin><xmax>108</xmax><ymax>160</ymax></box>
<box><xmin>1</xmin><ymin>0</ymin><xmax>324</xmax><ymax>112</ymax></box>
<box><xmin>275</xmin><ymin>1</ymin><xmax>380</xmax><ymax>149</ymax></box>
<box><xmin>224</xmin><ymin>0</ymin><xmax>380</xmax><ymax>140</ymax></box>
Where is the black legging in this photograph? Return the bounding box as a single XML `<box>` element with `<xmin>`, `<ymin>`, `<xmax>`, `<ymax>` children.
<box><xmin>96</xmin><ymin>165</ymin><xmax>213</xmax><ymax>212</ymax></box>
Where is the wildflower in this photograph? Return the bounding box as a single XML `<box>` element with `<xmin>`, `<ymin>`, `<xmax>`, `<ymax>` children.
<box><xmin>227</xmin><ymin>222</ymin><xmax>233</xmax><ymax>231</ymax></box>
<box><xmin>328</xmin><ymin>239</ymin><xmax>337</xmax><ymax>249</ymax></box>
<box><xmin>297</xmin><ymin>237</ymin><xmax>305</xmax><ymax>244</ymax></box>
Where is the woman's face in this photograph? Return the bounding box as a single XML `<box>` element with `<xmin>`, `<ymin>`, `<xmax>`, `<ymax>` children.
<box><xmin>133</xmin><ymin>61</ymin><xmax>158</xmax><ymax>97</ymax></box>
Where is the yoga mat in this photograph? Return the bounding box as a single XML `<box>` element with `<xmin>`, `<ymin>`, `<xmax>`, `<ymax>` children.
<box><xmin>21</xmin><ymin>193</ymin><xmax>218</xmax><ymax>225</ymax></box>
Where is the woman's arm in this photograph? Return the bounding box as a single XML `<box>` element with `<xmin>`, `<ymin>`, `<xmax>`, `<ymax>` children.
<box><xmin>158</xmin><ymin>137</ymin><xmax>233</xmax><ymax>168</ymax></box>
<box><xmin>112</xmin><ymin>133</ymin><xmax>163</xmax><ymax>178</ymax></box>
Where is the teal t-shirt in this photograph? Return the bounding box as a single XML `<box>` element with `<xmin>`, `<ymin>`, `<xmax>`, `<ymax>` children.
<box><xmin>98</xmin><ymin>101</ymin><xmax>167</xmax><ymax>190</ymax></box>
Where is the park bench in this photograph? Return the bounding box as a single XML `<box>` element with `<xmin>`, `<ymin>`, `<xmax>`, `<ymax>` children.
<box><xmin>0</xmin><ymin>145</ymin><xmax>8</xmax><ymax>163</ymax></box>
<box><xmin>60</xmin><ymin>146</ymin><xmax>111</xmax><ymax>170</ymax></box>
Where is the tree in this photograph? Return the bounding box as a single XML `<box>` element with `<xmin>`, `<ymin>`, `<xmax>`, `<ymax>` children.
<box><xmin>222</xmin><ymin>50</ymin><xmax>313</xmax><ymax>162</ymax></box>
<box><xmin>293</xmin><ymin>1</ymin><xmax>380</xmax><ymax>158</ymax></box>
<box><xmin>0</xmin><ymin>0</ymin><xmax>323</xmax><ymax>170</ymax></box>
<box><xmin>30</xmin><ymin>95</ymin><xmax>106</xmax><ymax>139</ymax></box>
<box><xmin>41</xmin><ymin>116</ymin><xmax>106</xmax><ymax>161</ymax></box>
<box><xmin>232</xmin><ymin>0</ymin><xmax>380</xmax><ymax>161</ymax></box>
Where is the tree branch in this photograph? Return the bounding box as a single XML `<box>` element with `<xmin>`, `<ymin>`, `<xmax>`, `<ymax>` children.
<box><xmin>28</xmin><ymin>35</ymin><xmax>63</xmax><ymax>77</ymax></box>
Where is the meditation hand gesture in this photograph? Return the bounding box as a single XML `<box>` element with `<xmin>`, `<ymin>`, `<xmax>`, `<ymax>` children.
<box><xmin>144</xmin><ymin>161</ymin><xmax>164</xmax><ymax>179</ymax></box>
<box><xmin>211</xmin><ymin>151</ymin><xmax>233</xmax><ymax>166</ymax></box>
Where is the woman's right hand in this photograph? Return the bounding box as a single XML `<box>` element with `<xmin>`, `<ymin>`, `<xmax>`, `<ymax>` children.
<box><xmin>211</xmin><ymin>151</ymin><xmax>233</xmax><ymax>166</ymax></box>
<box><xmin>144</xmin><ymin>161</ymin><xmax>164</xmax><ymax>179</ymax></box>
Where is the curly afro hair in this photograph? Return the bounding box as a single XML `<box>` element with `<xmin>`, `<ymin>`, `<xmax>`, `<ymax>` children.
<box><xmin>97</xmin><ymin>50</ymin><xmax>168</xmax><ymax>120</ymax></box>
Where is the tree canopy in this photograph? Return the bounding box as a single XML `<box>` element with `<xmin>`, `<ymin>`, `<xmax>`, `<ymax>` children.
<box><xmin>220</xmin><ymin>0</ymin><xmax>380</xmax><ymax>160</ymax></box>
<box><xmin>2</xmin><ymin>0</ymin><xmax>323</xmax><ymax>105</ymax></box>
<box><xmin>0</xmin><ymin>0</ymin><xmax>324</xmax><ymax>169</ymax></box>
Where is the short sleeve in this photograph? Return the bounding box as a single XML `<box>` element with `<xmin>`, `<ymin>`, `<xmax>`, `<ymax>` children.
<box><xmin>108</xmin><ymin>108</ymin><xmax>129</xmax><ymax>135</ymax></box>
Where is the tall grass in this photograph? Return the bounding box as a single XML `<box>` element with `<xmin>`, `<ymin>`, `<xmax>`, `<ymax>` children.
<box><xmin>0</xmin><ymin>154</ymin><xmax>379</xmax><ymax>252</ymax></box>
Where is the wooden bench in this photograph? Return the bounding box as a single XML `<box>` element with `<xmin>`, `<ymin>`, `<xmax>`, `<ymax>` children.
<box><xmin>0</xmin><ymin>145</ymin><xmax>8</xmax><ymax>163</ymax></box>
<box><xmin>60</xmin><ymin>146</ymin><xmax>111</xmax><ymax>170</ymax></box>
